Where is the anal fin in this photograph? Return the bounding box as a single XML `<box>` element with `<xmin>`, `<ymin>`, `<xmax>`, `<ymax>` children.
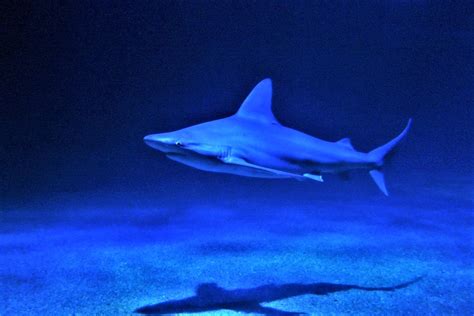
<box><xmin>337</xmin><ymin>171</ymin><xmax>351</xmax><ymax>181</ymax></box>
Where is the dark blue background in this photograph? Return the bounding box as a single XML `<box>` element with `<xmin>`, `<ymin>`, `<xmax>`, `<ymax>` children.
<box><xmin>2</xmin><ymin>1</ymin><xmax>472</xmax><ymax>204</ymax></box>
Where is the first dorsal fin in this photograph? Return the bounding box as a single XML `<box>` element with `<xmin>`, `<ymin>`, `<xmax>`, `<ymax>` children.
<box><xmin>337</xmin><ymin>138</ymin><xmax>354</xmax><ymax>149</ymax></box>
<box><xmin>236</xmin><ymin>79</ymin><xmax>280</xmax><ymax>125</ymax></box>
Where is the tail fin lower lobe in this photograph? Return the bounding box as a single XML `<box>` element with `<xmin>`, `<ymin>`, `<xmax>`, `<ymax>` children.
<box><xmin>368</xmin><ymin>119</ymin><xmax>412</xmax><ymax>196</ymax></box>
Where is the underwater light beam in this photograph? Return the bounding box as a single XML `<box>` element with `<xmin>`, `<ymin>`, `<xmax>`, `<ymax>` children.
<box><xmin>144</xmin><ymin>79</ymin><xmax>411</xmax><ymax>195</ymax></box>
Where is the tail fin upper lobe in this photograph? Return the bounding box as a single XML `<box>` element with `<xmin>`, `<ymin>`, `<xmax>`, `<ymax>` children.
<box><xmin>368</xmin><ymin>119</ymin><xmax>412</xmax><ymax>195</ymax></box>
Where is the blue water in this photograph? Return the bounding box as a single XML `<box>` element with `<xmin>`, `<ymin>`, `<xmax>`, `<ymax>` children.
<box><xmin>1</xmin><ymin>1</ymin><xmax>473</xmax><ymax>315</ymax></box>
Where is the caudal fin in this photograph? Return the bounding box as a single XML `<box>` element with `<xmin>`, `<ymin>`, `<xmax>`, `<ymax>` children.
<box><xmin>368</xmin><ymin>119</ymin><xmax>412</xmax><ymax>196</ymax></box>
<box><xmin>369</xmin><ymin>169</ymin><xmax>388</xmax><ymax>196</ymax></box>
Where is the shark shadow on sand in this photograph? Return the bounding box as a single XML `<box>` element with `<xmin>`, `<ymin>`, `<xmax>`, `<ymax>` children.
<box><xmin>135</xmin><ymin>277</ymin><xmax>422</xmax><ymax>315</ymax></box>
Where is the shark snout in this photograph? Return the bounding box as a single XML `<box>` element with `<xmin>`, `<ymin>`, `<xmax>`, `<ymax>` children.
<box><xmin>144</xmin><ymin>134</ymin><xmax>177</xmax><ymax>152</ymax></box>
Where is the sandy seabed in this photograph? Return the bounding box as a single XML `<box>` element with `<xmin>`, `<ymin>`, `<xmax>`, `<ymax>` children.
<box><xmin>1</xmin><ymin>171</ymin><xmax>473</xmax><ymax>315</ymax></box>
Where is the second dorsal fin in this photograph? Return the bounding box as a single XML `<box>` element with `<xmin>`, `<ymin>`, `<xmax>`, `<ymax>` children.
<box><xmin>337</xmin><ymin>138</ymin><xmax>354</xmax><ymax>149</ymax></box>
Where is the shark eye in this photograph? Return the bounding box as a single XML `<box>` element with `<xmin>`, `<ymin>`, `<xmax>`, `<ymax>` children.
<box><xmin>176</xmin><ymin>141</ymin><xmax>184</xmax><ymax>147</ymax></box>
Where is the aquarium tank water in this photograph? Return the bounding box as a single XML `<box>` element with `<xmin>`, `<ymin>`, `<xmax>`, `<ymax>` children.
<box><xmin>1</xmin><ymin>1</ymin><xmax>472</xmax><ymax>315</ymax></box>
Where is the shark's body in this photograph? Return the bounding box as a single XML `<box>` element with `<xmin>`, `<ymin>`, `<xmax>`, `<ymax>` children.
<box><xmin>144</xmin><ymin>79</ymin><xmax>411</xmax><ymax>195</ymax></box>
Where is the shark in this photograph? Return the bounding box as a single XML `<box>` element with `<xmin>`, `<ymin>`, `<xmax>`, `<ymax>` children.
<box><xmin>144</xmin><ymin>79</ymin><xmax>412</xmax><ymax>195</ymax></box>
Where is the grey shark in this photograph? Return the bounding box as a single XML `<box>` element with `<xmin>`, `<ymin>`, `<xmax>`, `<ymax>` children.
<box><xmin>144</xmin><ymin>79</ymin><xmax>411</xmax><ymax>195</ymax></box>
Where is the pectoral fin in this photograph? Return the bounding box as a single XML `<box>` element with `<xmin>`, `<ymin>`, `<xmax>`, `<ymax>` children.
<box><xmin>221</xmin><ymin>157</ymin><xmax>305</xmax><ymax>180</ymax></box>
